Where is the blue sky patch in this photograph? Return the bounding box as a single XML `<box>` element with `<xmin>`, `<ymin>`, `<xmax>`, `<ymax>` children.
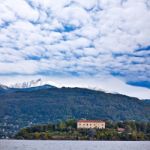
<box><xmin>127</xmin><ymin>81</ymin><xmax>150</xmax><ymax>89</ymax></box>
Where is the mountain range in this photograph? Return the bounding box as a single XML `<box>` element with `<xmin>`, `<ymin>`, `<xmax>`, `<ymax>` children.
<box><xmin>0</xmin><ymin>79</ymin><xmax>55</xmax><ymax>94</ymax></box>
<box><xmin>0</xmin><ymin>79</ymin><xmax>149</xmax><ymax>138</ymax></box>
<box><xmin>10</xmin><ymin>78</ymin><xmax>52</xmax><ymax>88</ymax></box>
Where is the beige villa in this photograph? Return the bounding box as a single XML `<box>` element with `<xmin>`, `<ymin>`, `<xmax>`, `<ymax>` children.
<box><xmin>77</xmin><ymin>120</ymin><xmax>105</xmax><ymax>129</ymax></box>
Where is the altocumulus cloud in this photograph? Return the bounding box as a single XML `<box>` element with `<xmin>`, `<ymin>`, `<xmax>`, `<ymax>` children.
<box><xmin>0</xmin><ymin>0</ymin><xmax>150</xmax><ymax>99</ymax></box>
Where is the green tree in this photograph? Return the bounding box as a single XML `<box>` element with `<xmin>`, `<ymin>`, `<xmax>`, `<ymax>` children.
<box><xmin>34</xmin><ymin>132</ymin><xmax>40</xmax><ymax>139</ymax></box>
<box><xmin>130</xmin><ymin>131</ymin><xmax>137</xmax><ymax>140</ymax></box>
<box><xmin>125</xmin><ymin>125</ymin><xmax>132</xmax><ymax>133</ymax></box>
<box><xmin>59</xmin><ymin>122</ymin><xmax>66</xmax><ymax>130</ymax></box>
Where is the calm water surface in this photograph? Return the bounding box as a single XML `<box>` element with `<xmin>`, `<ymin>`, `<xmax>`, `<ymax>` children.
<box><xmin>0</xmin><ymin>140</ymin><xmax>150</xmax><ymax>150</ymax></box>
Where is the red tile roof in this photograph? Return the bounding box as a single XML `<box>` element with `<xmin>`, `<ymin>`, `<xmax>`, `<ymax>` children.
<box><xmin>77</xmin><ymin>120</ymin><xmax>105</xmax><ymax>123</ymax></box>
<box><xmin>117</xmin><ymin>128</ymin><xmax>125</xmax><ymax>132</ymax></box>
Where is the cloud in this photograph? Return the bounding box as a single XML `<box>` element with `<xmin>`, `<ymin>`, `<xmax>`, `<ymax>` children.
<box><xmin>1</xmin><ymin>0</ymin><xmax>39</xmax><ymax>22</ymax></box>
<box><xmin>0</xmin><ymin>0</ymin><xmax>150</xmax><ymax>98</ymax></box>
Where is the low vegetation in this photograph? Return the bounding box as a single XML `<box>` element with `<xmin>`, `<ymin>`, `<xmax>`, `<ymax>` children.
<box><xmin>15</xmin><ymin>120</ymin><xmax>150</xmax><ymax>140</ymax></box>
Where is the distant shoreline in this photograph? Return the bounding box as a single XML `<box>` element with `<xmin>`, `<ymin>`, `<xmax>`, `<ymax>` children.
<box><xmin>1</xmin><ymin>139</ymin><xmax>150</xmax><ymax>141</ymax></box>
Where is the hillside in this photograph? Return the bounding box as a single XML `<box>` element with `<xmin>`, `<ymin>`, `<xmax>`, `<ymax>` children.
<box><xmin>0</xmin><ymin>87</ymin><xmax>150</xmax><ymax>138</ymax></box>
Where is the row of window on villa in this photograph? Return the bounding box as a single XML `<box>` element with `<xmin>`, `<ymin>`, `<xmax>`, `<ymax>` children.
<box><xmin>79</xmin><ymin>123</ymin><xmax>104</xmax><ymax>127</ymax></box>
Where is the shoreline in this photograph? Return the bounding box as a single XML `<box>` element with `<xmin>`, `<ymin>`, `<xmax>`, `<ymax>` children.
<box><xmin>1</xmin><ymin>139</ymin><xmax>150</xmax><ymax>141</ymax></box>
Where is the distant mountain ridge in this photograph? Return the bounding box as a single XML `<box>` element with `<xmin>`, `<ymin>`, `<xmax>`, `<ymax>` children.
<box><xmin>10</xmin><ymin>78</ymin><xmax>51</xmax><ymax>88</ymax></box>
<box><xmin>0</xmin><ymin>80</ymin><xmax>56</xmax><ymax>95</ymax></box>
<box><xmin>0</xmin><ymin>84</ymin><xmax>9</xmax><ymax>89</ymax></box>
<box><xmin>1</xmin><ymin>79</ymin><xmax>150</xmax><ymax>100</ymax></box>
<box><xmin>0</xmin><ymin>79</ymin><xmax>56</xmax><ymax>91</ymax></box>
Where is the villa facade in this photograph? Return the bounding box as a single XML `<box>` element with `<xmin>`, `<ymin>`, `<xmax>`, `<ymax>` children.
<box><xmin>77</xmin><ymin>120</ymin><xmax>105</xmax><ymax>129</ymax></box>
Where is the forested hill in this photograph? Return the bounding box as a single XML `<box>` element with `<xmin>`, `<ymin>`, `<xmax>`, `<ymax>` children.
<box><xmin>0</xmin><ymin>86</ymin><xmax>150</xmax><ymax>138</ymax></box>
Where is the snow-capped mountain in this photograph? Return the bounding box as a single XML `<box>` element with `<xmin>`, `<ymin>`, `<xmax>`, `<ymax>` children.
<box><xmin>0</xmin><ymin>84</ymin><xmax>10</xmax><ymax>94</ymax></box>
<box><xmin>0</xmin><ymin>84</ymin><xmax>9</xmax><ymax>89</ymax></box>
<box><xmin>10</xmin><ymin>78</ymin><xmax>53</xmax><ymax>88</ymax></box>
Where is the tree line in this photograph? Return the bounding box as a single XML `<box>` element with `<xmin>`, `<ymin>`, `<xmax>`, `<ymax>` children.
<box><xmin>14</xmin><ymin>120</ymin><xmax>150</xmax><ymax>140</ymax></box>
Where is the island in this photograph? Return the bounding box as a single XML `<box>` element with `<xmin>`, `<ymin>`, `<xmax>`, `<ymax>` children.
<box><xmin>14</xmin><ymin>119</ymin><xmax>150</xmax><ymax>141</ymax></box>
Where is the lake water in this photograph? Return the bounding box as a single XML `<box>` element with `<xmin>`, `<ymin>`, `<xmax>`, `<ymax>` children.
<box><xmin>0</xmin><ymin>140</ymin><xmax>150</xmax><ymax>150</ymax></box>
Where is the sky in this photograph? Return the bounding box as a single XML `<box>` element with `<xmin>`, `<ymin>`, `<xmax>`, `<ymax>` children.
<box><xmin>0</xmin><ymin>0</ymin><xmax>150</xmax><ymax>99</ymax></box>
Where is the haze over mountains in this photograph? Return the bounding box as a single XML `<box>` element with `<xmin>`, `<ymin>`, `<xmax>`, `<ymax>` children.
<box><xmin>10</xmin><ymin>78</ymin><xmax>44</xmax><ymax>88</ymax></box>
<box><xmin>0</xmin><ymin>78</ymin><xmax>149</xmax><ymax>100</ymax></box>
<box><xmin>9</xmin><ymin>78</ymin><xmax>56</xmax><ymax>89</ymax></box>
<box><xmin>0</xmin><ymin>79</ymin><xmax>56</xmax><ymax>90</ymax></box>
